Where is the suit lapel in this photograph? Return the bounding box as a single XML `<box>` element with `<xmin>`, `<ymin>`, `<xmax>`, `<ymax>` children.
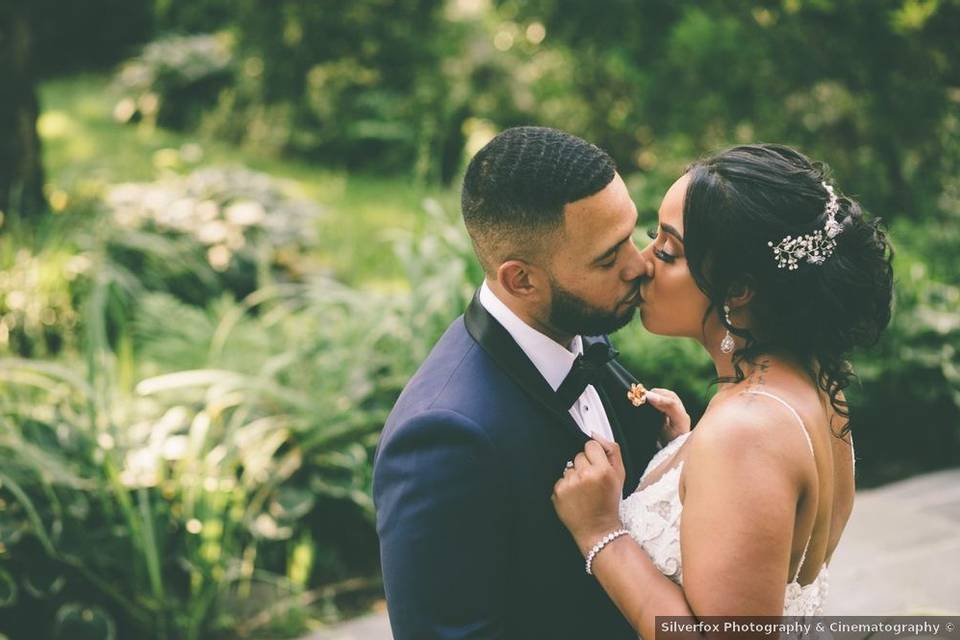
<box><xmin>581</xmin><ymin>336</ymin><xmax>640</xmax><ymax>495</ymax></box>
<box><xmin>583</xmin><ymin>336</ymin><xmax>663</xmax><ymax>492</ymax></box>
<box><xmin>464</xmin><ymin>291</ymin><xmax>661</xmax><ymax>494</ymax></box>
<box><xmin>594</xmin><ymin>389</ymin><xmax>637</xmax><ymax>496</ymax></box>
<box><xmin>463</xmin><ymin>292</ymin><xmax>589</xmax><ymax>445</ymax></box>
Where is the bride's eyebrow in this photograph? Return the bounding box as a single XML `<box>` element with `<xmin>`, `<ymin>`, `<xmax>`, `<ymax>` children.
<box><xmin>660</xmin><ymin>223</ymin><xmax>685</xmax><ymax>243</ymax></box>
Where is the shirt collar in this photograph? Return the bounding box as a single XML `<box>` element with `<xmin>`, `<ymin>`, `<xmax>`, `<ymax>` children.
<box><xmin>478</xmin><ymin>281</ymin><xmax>583</xmax><ymax>392</ymax></box>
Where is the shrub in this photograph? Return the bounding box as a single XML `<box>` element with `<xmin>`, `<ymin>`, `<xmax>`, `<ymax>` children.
<box><xmin>847</xmin><ymin>215</ymin><xmax>960</xmax><ymax>487</ymax></box>
<box><xmin>100</xmin><ymin>166</ymin><xmax>324</xmax><ymax>307</ymax></box>
<box><xmin>0</xmin><ymin>180</ymin><xmax>476</xmax><ymax>638</ymax></box>
<box><xmin>112</xmin><ymin>33</ymin><xmax>235</xmax><ymax>130</ymax></box>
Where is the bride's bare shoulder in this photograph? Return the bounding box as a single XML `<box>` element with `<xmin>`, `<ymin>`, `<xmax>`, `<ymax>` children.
<box><xmin>685</xmin><ymin>392</ymin><xmax>813</xmax><ymax>483</ymax></box>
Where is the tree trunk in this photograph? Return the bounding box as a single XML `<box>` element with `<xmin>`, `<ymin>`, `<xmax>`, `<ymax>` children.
<box><xmin>0</xmin><ymin>0</ymin><xmax>45</xmax><ymax>219</ymax></box>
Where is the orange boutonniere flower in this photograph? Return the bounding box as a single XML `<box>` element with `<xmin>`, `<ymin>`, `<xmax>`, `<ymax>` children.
<box><xmin>627</xmin><ymin>383</ymin><xmax>647</xmax><ymax>407</ymax></box>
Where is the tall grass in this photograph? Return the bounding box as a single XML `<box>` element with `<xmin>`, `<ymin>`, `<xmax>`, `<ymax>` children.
<box><xmin>0</xmin><ymin>166</ymin><xmax>477</xmax><ymax>638</ymax></box>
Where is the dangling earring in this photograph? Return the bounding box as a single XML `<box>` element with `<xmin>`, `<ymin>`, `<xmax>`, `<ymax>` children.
<box><xmin>720</xmin><ymin>304</ymin><xmax>735</xmax><ymax>354</ymax></box>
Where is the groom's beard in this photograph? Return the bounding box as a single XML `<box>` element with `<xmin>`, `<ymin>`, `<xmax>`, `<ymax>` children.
<box><xmin>548</xmin><ymin>279</ymin><xmax>639</xmax><ymax>337</ymax></box>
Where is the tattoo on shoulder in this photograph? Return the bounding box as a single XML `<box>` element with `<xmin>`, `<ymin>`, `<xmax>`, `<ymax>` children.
<box><xmin>748</xmin><ymin>359</ymin><xmax>771</xmax><ymax>388</ymax></box>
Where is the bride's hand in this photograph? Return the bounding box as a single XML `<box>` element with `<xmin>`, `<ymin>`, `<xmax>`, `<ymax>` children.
<box><xmin>552</xmin><ymin>434</ymin><xmax>625</xmax><ymax>554</ymax></box>
<box><xmin>645</xmin><ymin>387</ymin><xmax>691</xmax><ymax>445</ymax></box>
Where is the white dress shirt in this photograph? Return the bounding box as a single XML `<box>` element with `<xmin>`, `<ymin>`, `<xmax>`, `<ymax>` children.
<box><xmin>478</xmin><ymin>282</ymin><xmax>616</xmax><ymax>442</ymax></box>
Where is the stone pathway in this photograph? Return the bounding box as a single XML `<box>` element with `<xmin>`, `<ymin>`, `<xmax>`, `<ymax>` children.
<box><xmin>305</xmin><ymin>468</ymin><xmax>960</xmax><ymax>639</ymax></box>
<box><xmin>825</xmin><ymin>467</ymin><xmax>960</xmax><ymax>615</ymax></box>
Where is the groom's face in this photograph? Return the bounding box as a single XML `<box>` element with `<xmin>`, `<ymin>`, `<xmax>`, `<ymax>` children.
<box><xmin>542</xmin><ymin>173</ymin><xmax>647</xmax><ymax>336</ymax></box>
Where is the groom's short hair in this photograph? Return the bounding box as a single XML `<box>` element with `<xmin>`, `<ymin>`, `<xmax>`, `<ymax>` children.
<box><xmin>461</xmin><ymin>126</ymin><xmax>616</xmax><ymax>274</ymax></box>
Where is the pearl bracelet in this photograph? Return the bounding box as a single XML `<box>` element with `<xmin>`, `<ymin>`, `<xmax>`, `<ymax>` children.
<box><xmin>585</xmin><ymin>528</ymin><xmax>629</xmax><ymax>575</ymax></box>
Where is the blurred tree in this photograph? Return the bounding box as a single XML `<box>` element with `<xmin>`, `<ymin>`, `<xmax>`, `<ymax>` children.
<box><xmin>506</xmin><ymin>0</ymin><xmax>960</xmax><ymax>219</ymax></box>
<box><xmin>30</xmin><ymin>0</ymin><xmax>153</xmax><ymax>76</ymax></box>
<box><xmin>225</xmin><ymin>0</ymin><xmax>452</xmax><ymax>176</ymax></box>
<box><xmin>0</xmin><ymin>0</ymin><xmax>45</xmax><ymax>218</ymax></box>
<box><xmin>152</xmin><ymin>0</ymin><xmax>233</xmax><ymax>33</ymax></box>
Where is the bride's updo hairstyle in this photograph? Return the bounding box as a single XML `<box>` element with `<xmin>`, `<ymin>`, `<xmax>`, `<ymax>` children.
<box><xmin>682</xmin><ymin>144</ymin><xmax>894</xmax><ymax>435</ymax></box>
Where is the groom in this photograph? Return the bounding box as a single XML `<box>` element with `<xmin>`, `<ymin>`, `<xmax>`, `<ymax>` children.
<box><xmin>373</xmin><ymin>127</ymin><xmax>663</xmax><ymax>639</ymax></box>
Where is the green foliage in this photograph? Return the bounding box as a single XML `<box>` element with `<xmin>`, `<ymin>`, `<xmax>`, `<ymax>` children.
<box><xmin>112</xmin><ymin>34</ymin><xmax>235</xmax><ymax>130</ymax></box>
<box><xmin>41</xmin><ymin>0</ymin><xmax>960</xmax><ymax>215</ymax></box>
<box><xmin>29</xmin><ymin>0</ymin><xmax>153</xmax><ymax>76</ymax></box>
<box><xmin>509</xmin><ymin>0</ymin><xmax>960</xmax><ymax>222</ymax></box>
<box><xmin>101</xmin><ymin>166</ymin><xmax>323</xmax><ymax>303</ymax></box>
<box><xmin>111</xmin><ymin>0</ymin><xmax>465</xmax><ymax>178</ymax></box>
<box><xmin>228</xmin><ymin>0</ymin><xmax>448</xmax><ymax>171</ymax></box>
<box><xmin>0</xmin><ymin>169</ymin><xmax>474</xmax><ymax>638</ymax></box>
<box><xmin>152</xmin><ymin>0</ymin><xmax>235</xmax><ymax>34</ymax></box>
<box><xmin>109</xmin><ymin>0</ymin><xmax>558</xmax><ymax>181</ymax></box>
<box><xmin>37</xmin><ymin>74</ymin><xmax>434</xmax><ymax>288</ymax></box>
<box><xmin>0</xmin><ymin>217</ymin><xmax>83</xmax><ymax>359</ymax></box>
<box><xmin>847</xmin><ymin>214</ymin><xmax>960</xmax><ymax>486</ymax></box>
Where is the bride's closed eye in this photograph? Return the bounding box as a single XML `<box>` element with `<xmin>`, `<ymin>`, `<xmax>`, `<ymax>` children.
<box><xmin>646</xmin><ymin>227</ymin><xmax>677</xmax><ymax>264</ymax></box>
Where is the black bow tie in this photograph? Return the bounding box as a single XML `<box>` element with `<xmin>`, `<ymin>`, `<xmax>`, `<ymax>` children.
<box><xmin>556</xmin><ymin>342</ymin><xmax>619</xmax><ymax>409</ymax></box>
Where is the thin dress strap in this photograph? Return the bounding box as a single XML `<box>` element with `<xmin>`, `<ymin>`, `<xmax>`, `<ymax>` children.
<box><xmin>849</xmin><ymin>432</ymin><xmax>856</xmax><ymax>475</ymax></box>
<box><xmin>740</xmin><ymin>390</ymin><xmax>814</xmax><ymax>584</ymax></box>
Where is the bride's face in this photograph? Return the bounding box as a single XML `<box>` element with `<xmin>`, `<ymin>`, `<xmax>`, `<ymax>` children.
<box><xmin>637</xmin><ymin>174</ymin><xmax>716</xmax><ymax>342</ymax></box>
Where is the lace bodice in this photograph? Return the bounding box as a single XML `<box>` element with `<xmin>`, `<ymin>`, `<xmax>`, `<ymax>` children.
<box><xmin>619</xmin><ymin>390</ymin><xmax>852</xmax><ymax>616</ymax></box>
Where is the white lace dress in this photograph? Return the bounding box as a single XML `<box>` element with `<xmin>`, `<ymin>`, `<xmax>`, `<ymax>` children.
<box><xmin>619</xmin><ymin>390</ymin><xmax>853</xmax><ymax>616</ymax></box>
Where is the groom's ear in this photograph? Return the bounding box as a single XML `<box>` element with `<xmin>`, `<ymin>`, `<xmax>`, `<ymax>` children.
<box><xmin>497</xmin><ymin>259</ymin><xmax>543</xmax><ymax>299</ymax></box>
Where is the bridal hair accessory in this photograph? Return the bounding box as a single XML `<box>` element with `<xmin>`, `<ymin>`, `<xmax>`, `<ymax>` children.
<box><xmin>720</xmin><ymin>304</ymin><xmax>735</xmax><ymax>354</ymax></box>
<box><xmin>769</xmin><ymin>181</ymin><xmax>844</xmax><ymax>270</ymax></box>
<box><xmin>585</xmin><ymin>528</ymin><xmax>630</xmax><ymax>575</ymax></box>
<box><xmin>626</xmin><ymin>383</ymin><xmax>647</xmax><ymax>407</ymax></box>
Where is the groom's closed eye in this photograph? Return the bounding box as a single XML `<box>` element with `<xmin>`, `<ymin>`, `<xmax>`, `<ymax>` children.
<box><xmin>592</xmin><ymin>233</ymin><xmax>633</xmax><ymax>268</ymax></box>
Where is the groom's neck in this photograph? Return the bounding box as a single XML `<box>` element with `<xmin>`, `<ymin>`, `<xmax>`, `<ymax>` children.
<box><xmin>485</xmin><ymin>280</ymin><xmax>576</xmax><ymax>348</ymax></box>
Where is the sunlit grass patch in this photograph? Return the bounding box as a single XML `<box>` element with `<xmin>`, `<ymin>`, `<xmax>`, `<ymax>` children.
<box><xmin>39</xmin><ymin>73</ymin><xmax>454</xmax><ymax>287</ymax></box>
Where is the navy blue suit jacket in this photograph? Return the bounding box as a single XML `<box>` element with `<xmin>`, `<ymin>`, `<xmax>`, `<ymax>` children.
<box><xmin>373</xmin><ymin>293</ymin><xmax>663</xmax><ymax>639</ymax></box>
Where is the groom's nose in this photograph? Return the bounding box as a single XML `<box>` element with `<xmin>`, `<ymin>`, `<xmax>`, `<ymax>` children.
<box><xmin>621</xmin><ymin>240</ymin><xmax>652</xmax><ymax>282</ymax></box>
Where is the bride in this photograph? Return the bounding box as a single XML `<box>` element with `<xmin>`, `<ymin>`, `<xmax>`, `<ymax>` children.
<box><xmin>552</xmin><ymin>144</ymin><xmax>894</xmax><ymax>634</ymax></box>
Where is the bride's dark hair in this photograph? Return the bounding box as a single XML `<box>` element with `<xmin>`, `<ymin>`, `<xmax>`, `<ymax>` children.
<box><xmin>682</xmin><ymin>144</ymin><xmax>894</xmax><ymax>436</ymax></box>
